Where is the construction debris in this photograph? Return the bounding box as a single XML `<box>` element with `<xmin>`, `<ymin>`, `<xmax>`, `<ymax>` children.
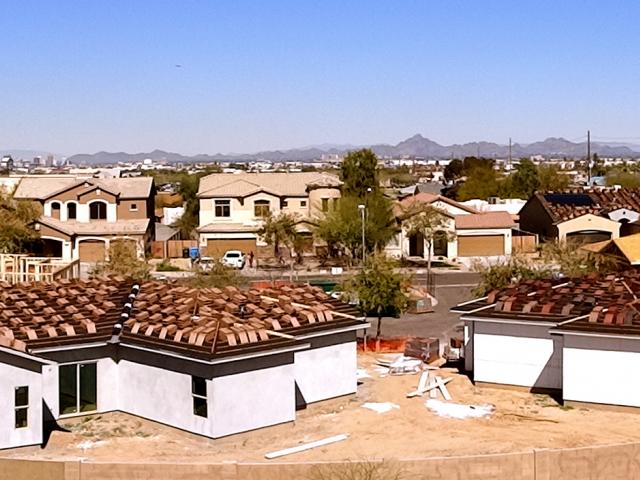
<box><xmin>376</xmin><ymin>354</ymin><xmax>426</xmax><ymax>375</ymax></box>
<box><xmin>404</xmin><ymin>337</ymin><xmax>440</xmax><ymax>363</ymax></box>
<box><xmin>407</xmin><ymin>376</ymin><xmax>453</xmax><ymax>399</ymax></box>
<box><xmin>361</xmin><ymin>402</ymin><xmax>400</xmax><ymax>414</ymax></box>
<box><xmin>356</xmin><ymin>368</ymin><xmax>371</xmax><ymax>380</ymax></box>
<box><xmin>425</xmin><ymin>400</ymin><xmax>494</xmax><ymax>419</ymax></box>
<box><xmin>264</xmin><ymin>434</ymin><xmax>349</xmax><ymax>459</ymax></box>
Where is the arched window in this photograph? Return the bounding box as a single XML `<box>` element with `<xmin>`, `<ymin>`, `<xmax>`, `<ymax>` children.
<box><xmin>254</xmin><ymin>200</ymin><xmax>270</xmax><ymax>218</ymax></box>
<box><xmin>89</xmin><ymin>201</ymin><xmax>107</xmax><ymax>220</ymax></box>
<box><xmin>50</xmin><ymin>202</ymin><xmax>61</xmax><ymax>219</ymax></box>
<box><xmin>67</xmin><ymin>203</ymin><xmax>77</xmax><ymax>220</ymax></box>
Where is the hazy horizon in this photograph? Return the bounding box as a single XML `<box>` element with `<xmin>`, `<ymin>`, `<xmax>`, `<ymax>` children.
<box><xmin>2</xmin><ymin>0</ymin><xmax>639</xmax><ymax>155</ymax></box>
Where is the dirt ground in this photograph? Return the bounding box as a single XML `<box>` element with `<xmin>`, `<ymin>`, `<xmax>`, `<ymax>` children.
<box><xmin>6</xmin><ymin>353</ymin><xmax>640</xmax><ymax>463</ymax></box>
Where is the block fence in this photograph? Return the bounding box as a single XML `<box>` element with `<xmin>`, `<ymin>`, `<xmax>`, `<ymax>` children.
<box><xmin>2</xmin><ymin>441</ymin><xmax>640</xmax><ymax>480</ymax></box>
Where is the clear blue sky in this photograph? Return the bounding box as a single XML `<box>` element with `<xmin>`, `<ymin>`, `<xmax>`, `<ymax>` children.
<box><xmin>1</xmin><ymin>0</ymin><xmax>639</xmax><ymax>155</ymax></box>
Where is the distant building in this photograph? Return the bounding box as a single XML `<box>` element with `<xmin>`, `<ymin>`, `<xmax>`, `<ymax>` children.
<box><xmin>0</xmin><ymin>155</ymin><xmax>14</xmax><ymax>171</ymax></box>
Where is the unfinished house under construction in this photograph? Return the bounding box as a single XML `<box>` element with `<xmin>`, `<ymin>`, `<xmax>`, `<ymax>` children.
<box><xmin>0</xmin><ymin>279</ymin><xmax>367</xmax><ymax>450</ymax></box>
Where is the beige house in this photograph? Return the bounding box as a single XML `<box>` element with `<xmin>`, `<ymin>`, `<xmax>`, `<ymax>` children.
<box><xmin>197</xmin><ymin>172</ymin><xmax>341</xmax><ymax>257</ymax></box>
<box><xmin>385</xmin><ymin>193</ymin><xmax>517</xmax><ymax>266</ymax></box>
<box><xmin>13</xmin><ymin>177</ymin><xmax>155</xmax><ymax>262</ymax></box>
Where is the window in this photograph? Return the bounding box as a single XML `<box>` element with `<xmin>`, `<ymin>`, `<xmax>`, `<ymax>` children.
<box><xmin>214</xmin><ymin>199</ymin><xmax>230</xmax><ymax>217</ymax></box>
<box><xmin>59</xmin><ymin>363</ymin><xmax>97</xmax><ymax>415</ymax></box>
<box><xmin>67</xmin><ymin>203</ymin><xmax>77</xmax><ymax>220</ymax></box>
<box><xmin>321</xmin><ymin>198</ymin><xmax>329</xmax><ymax>212</ymax></box>
<box><xmin>192</xmin><ymin>376</ymin><xmax>208</xmax><ymax>418</ymax></box>
<box><xmin>129</xmin><ymin>203</ymin><xmax>138</xmax><ymax>211</ymax></box>
<box><xmin>254</xmin><ymin>200</ymin><xmax>270</xmax><ymax>218</ymax></box>
<box><xmin>332</xmin><ymin>198</ymin><xmax>339</xmax><ymax>210</ymax></box>
<box><xmin>51</xmin><ymin>202</ymin><xmax>61</xmax><ymax>219</ymax></box>
<box><xmin>89</xmin><ymin>202</ymin><xmax>107</xmax><ymax>220</ymax></box>
<box><xmin>15</xmin><ymin>386</ymin><xmax>28</xmax><ymax>428</ymax></box>
<box><xmin>282</xmin><ymin>200</ymin><xmax>288</xmax><ymax>208</ymax></box>
<box><xmin>300</xmin><ymin>200</ymin><xmax>307</xmax><ymax>207</ymax></box>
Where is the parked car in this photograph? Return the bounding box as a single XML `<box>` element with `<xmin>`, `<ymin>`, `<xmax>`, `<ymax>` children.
<box><xmin>221</xmin><ymin>250</ymin><xmax>246</xmax><ymax>269</ymax></box>
<box><xmin>196</xmin><ymin>256</ymin><xmax>216</xmax><ymax>272</ymax></box>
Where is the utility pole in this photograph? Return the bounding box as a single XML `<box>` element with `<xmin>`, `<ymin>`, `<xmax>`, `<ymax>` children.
<box><xmin>508</xmin><ymin>137</ymin><xmax>512</xmax><ymax>170</ymax></box>
<box><xmin>587</xmin><ymin>130</ymin><xmax>591</xmax><ymax>184</ymax></box>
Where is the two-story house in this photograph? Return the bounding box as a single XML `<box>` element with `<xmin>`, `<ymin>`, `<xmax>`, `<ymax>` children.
<box><xmin>197</xmin><ymin>172</ymin><xmax>342</xmax><ymax>257</ymax></box>
<box><xmin>13</xmin><ymin>176</ymin><xmax>155</xmax><ymax>262</ymax></box>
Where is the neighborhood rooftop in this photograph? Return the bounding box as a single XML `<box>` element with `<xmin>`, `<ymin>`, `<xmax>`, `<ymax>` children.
<box><xmin>13</xmin><ymin>177</ymin><xmax>155</xmax><ymax>200</ymax></box>
<box><xmin>0</xmin><ymin>278</ymin><xmax>362</xmax><ymax>358</ymax></box>
<box><xmin>455</xmin><ymin>271</ymin><xmax>640</xmax><ymax>335</ymax></box>
<box><xmin>537</xmin><ymin>188</ymin><xmax>640</xmax><ymax>223</ymax></box>
<box><xmin>197</xmin><ymin>172</ymin><xmax>342</xmax><ymax>198</ymax></box>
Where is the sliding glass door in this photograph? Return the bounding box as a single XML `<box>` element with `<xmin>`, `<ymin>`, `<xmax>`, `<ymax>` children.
<box><xmin>59</xmin><ymin>363</ymin><xmax>97</xmax><ymax>415</ymax></box>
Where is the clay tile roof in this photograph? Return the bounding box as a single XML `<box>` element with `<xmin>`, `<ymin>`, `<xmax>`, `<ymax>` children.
<box><xmin>538</xmin><ymin>188</ymin><xmax>640</xmax><ymax>223</ymax></box>
<box><xmin>454</xmin><ymin>211</ymin><xmax>516</xmax><ymax>229</ymax></box>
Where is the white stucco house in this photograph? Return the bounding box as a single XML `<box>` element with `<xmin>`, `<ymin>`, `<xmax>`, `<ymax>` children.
<box><xmin>453</xmin><ymin>272</ymin><xmax>640</xmax><ymax>408</ymax></box>
<box><xmin>0</xmin><ymin>279</ymin><xmax>367</xmax><ymax>450</ymax></box>
<box><xmin>385</xmin><ymin>192</ymin><xmax>517</xmax><ymax>266</ymax></box>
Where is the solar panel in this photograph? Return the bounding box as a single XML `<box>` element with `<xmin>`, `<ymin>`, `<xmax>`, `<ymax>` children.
<box><xmin>544</xmin><ymin>193</ymin><xmax>594</xmax><ymax>206</ymax></box>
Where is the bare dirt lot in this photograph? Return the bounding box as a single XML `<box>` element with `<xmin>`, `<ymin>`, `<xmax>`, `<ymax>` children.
<box><xmin>6</xmin><ymin>353</ymin><xmax>640</xmax><ymax>463</ymax></box>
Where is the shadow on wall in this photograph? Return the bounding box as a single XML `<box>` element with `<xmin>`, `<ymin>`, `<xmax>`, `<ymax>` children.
<box><xmin>42</xmin><ymin>400</ymin><xmax>68</xmax><ymax>448</ymax></box>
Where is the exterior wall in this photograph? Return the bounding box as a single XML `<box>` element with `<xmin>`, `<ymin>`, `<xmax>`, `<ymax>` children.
<box><xmin>117</xmin><ymin>199</ymin><xmax>148</xmax><ymax>220</ymax></box>
<box><xmin>562</xmin><ymin>334</ymin><xmax>640</xmax><ymax>407</ymax></box>
<box><xmin>199</xmin><ymin>192</ymin><xmax>281</xmax><ymax>228</ymax></box>
<box><xmin>472</xmin><ymin>321</ymin><xmax>562</xmax><ymax>389</ymax></box>
<box><xmin>118</xmin><ymin>359</ymin><xmax>212</xmax><ymax>437</ymax></box>
<box><xmin>308</xmin><ymin>187</ymin><xmax>341</xmax><ymax>216</ymax></box>
<box><xmin>556</xmin><ymin>214</ymin><xmax>621</xmax><ymax>242</ymax></box>
<box><xmin>78</xmin><ymin>189</ymin><xmax>117</xmax><ymax>204</ymax></box>
<box><xmin>294</xmin><ymin>341</ymin><xmax>357</xmax><ymax>404</ymax></box>
<box><xmin>41</xmin><ymin>357</ymin><xmax>118</xmax><ymax>418</ymax></box>
<box><xmin>210</xmin><ymin>364</ymin><xmax>295</xmax><ymax>438</ymax></box>
<box><xmin>519</xmin><ymin>196</ymin><xmax>556</xmax><ymax>241</ymax></box>
<box><xmin>0</xmin><ymin>359</ymin><xmax>42</xmax><ymax>450</ymax></box>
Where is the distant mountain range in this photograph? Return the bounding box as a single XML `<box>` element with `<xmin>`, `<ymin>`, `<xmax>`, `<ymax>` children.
<box><xmin>5</xmin><ymin>135</ymin><xmax>640</xmax><ymax>165</ymax></box>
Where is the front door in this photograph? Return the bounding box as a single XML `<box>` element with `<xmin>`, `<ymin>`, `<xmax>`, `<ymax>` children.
<box><xmin>409</xmin><ymin>233</ymin><xmax>424</xmax><ymax>257</ymax></box>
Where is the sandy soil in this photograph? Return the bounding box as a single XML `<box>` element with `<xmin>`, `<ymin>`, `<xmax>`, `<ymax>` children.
<box><xmin>6</xmin><ymin>353</ymin><xmax>640</xmax><ymax>463</ymax></box>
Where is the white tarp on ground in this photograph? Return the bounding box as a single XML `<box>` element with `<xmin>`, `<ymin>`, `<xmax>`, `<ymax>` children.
<box><xmin>361</xmin><ymin>402</ymin><xmax>400</xmax><ymax>414</ymax></box>
<box><xmin>425</xmin><ymin>399</ymin><xmax>494</xmax><ymax>419</ymax></box>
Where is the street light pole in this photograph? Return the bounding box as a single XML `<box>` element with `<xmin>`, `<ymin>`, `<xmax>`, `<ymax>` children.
<box><xmin>358</xmin><ymin>204</ymin><xmax>366</xmax><ymax>264</ymax></box>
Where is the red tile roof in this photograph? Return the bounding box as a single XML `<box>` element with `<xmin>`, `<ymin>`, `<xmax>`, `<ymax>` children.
<box><xmin>456</xmin><ymin>271</ymin><xmax>640</xmax><ymax>336</ymax></box>
<box><xmin>0</xmin><ymin>279</ymin><xmax>363</xmax><ymax>358</ymax></box>
<box><xmin>537</xmin><ymin>188</ymin><xmax>640</xmax><ymax>223</ymax></box>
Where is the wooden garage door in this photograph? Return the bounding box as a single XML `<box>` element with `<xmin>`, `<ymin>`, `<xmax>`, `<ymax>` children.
<box><xmin>78</xmin><ymin>240</ymin><xmax>106</xmax><ymax>263</ymax></box>
<box><xmin>458</xmin><ymin>235</ymin><xmax>504</xmax><ymax>257</ymax></box>
<box><xmin>206</xmin><ymin>238</ymin><xmax>256</xmax><ymax>258</ymax></box>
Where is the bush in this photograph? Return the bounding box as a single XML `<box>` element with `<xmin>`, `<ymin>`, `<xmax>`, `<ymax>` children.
<box><xmin>156</xmin><ymin>261</ymin><xmax>181</xmax><ymax>272</ymax></box>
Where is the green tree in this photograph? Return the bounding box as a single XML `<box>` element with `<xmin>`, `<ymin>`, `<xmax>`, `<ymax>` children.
<box><xmin>502</xmin><ymin>159</ymin><xmax>540</xmax><ymax>198</ymax></box>
<box><xmin>443</xmin><ymin>158</ymin><xmax>464</xmax><ymax>183</ymax></box>
<box><xmin>538</xmin><ymin>164</ymin><xmax>570</xmax><ymax>192</ymax></box>
<box><xmin>472</xmin><ymin>255</ymin><xmax>548</xmax><ymax>296</ymax></box>
<box><xmin>456</xmin><ymin>165</ymin><xmax>500</xmax><ymax>201</ymax></box>
<box><xmin>605</xmin><ymin>169</ymin><xmax>640</xmax><ymax>188</ymax></box>
<box><xmin>0</xmin><ymin>192</ymin><xmax>41</xmax><ymax>253</ymax></box>
<box><xmin>402</xmin><ymin>203</ymin><xmax>454</xmax><ymax>280</ymax></box>
<box><xmin>591</xmin><ymin>153</ymin><xmax>606</xmax><ymax>177</ymax></box>
<box><xmin>314</xmin><ymin>194</ymin><xmax>395</xmax><ymax>264</ymax></box>
<box><xmin>259</xmin><ymin>212</ymin><xmax>301</xmax><ymax>279</ymax></box>
<box><xmin>340</xmin><ymin>149</ymin><xmax>379</xmax><ymax>196</ymax></box>
<box><xmin>184</xmin><ymin>260</ymin><xmax>245</xmax><ymax>289</ymax></box>
<box><xmin>343</xmin><ymin>254</ymin><xmax>409</xmax><ymax>338</ymax></box>
<box><xmin>91</xmin><ymin>240</ymin><xmax>151</xmax><ymax>280</ymax></box>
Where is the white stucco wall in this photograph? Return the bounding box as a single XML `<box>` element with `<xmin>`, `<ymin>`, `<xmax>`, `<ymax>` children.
<box><xmin>557</xmin><ymin>214</ymin><xmax>621</xmax><ymax>242</ymax></box>
<box><xmin>41</xmin><ymin>357</ymin><xmax>118</xmax><ymax>418</ymax></box>
<box><xmin>294</xmin><ymin>341</ymin><xmax>357</xmax><ymax>404</ymax></box>
<box><xmin>473</xmin><ymin>321</ymin><xmax>562</xmax><ymax>389</ymax></box>
<box><xmin>117</xmin><ymin>359</ymin><xmax>211</xmax><ymax>436</ymax></box>
<box><xmin>0</xmin><ymin>361</ymin><xmax>42</xmax><ymax>450</ymax></box>
<box><xmin>210</xmin><ymin>364</ymin><xmax>295</xmax><ymax>438</ymax></box>
<box><xmin>562</xmin><ymin>334</ymin><xmax>640</xmax><ymax>407</ymax></box>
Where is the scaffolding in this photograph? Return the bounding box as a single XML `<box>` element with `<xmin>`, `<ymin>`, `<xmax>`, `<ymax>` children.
<box><xmin>0</xmin><ymin>254</ymin><xmax>80</xmax><ymax>284</ymax></box>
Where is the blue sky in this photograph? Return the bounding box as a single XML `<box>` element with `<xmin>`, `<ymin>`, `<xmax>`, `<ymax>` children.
<box><xmin>1</xmin><ymin>0</ymin><xmax>639</xmax><ymax>155</ymax></box>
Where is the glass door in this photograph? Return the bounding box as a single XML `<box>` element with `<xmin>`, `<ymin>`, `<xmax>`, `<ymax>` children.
<box><xmin>58</xmin><ymin>363</ymin><xmax>97</xmax><ymax>415</ymax></box>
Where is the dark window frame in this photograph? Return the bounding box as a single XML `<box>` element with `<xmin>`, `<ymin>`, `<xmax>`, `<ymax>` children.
<box><xmin>254</xmin><ymin>200</ymin><xmax>270</xmax><ymax>218</ymax></box>
<box><xmin>192</xmin><ymin>376</ymin><xmax>208</xmax><ymax>418</ymax></box>
<box><xmin>14</xmin><ymin>386</ymin><xmax>28</xmax><ymax>429</ymax></box>
<box><xmin>67</xmin><ymin>202</ymin><xmax>77</xmax><ymax>220</ymax></box>
<box><xmin>89</xmin><ymin>201</ymin><xmax>107</xmax><ymax>220</ymax></box>
<box><xmin>214</xmin><ymin>199</ymin><xmax>231</xmax><ymax>217</ymax></box>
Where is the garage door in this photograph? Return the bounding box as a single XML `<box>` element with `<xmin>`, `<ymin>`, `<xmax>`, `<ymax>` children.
<box><xmin>78</xmin><ymin>240</ymin><xmax>106</xmax><ymax>263</ymax></box>
<box><xmin>206</xmin><ymin>238</ymin><xmax>256</xmax><ymax>258</ymax></box>
<box><xmin>458</xmin><ymin>235</ymin><xmax>504</xmax><ymax>257</ymax></box>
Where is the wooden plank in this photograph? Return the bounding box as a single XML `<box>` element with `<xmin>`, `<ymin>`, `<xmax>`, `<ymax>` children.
<box><xmin>407</xmin><ymin>376</ymin><xmax>452</xmax><ymax>398</ymax></box>
<box><xmin>435</xmin><ymin>376</ymin><xmax>452</xmax><ymax>401</ymax></box>
<box><xmin>265</xmin><ymin>434</ymin><xmax>348</xmax><ymax>459</ymax></box>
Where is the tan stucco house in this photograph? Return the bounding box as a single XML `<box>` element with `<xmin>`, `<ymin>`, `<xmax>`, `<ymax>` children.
<box><xmin>197</xmin><ymin>172</ymin><xmax>341</xmax><ymax>257</ymax></box>
<box><xmin>519</xmin><ymin>189</ymin><xmax>640</xmax><ymax>244</ymax></box>
<box><xmin>13</xmin><ymin>177</ymin><xmax>155</xmax><ymax>262</ymax></box>
<box><xmin>385</xmin><ymin>192</ymin><xmax>517</xmax><ymax>266</ymax></box>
